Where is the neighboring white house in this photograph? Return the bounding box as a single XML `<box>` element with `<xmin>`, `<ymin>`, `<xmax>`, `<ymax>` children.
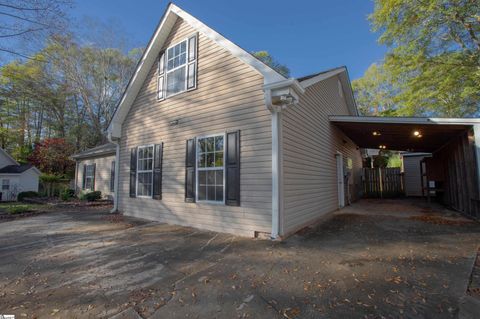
<box><xmin>71</xmin><ymin>143</ymin><xmax>117</xmax><ymax>200</ymax></box>
<box><xmin>0</xmin><ymin>148</ymin><xmax>41</xmax><ymax>201</ymax></box>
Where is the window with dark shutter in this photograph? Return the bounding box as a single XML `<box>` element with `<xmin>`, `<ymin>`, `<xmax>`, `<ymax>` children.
<box><xmin>110</xmin><ymin>161</ymin><xmax>115</xmax><ymax>192</ymax></box>
<box><xmin>82</xmin><ymin>164</ymin><xmax>87</xmax><ymax>189</ymax></box>
<box><xmin>152</xmin><ymin>143</ymin><xmax>163</xmax><ymax>200</ymax></box>
<box><xmin>185</xmin><ymin>138</ymin><xmax>196</xmax><ymax>202</ymax></box>
<box><xmin>84</xmin><ymin>164</ymin><xmax>95</xmax><ymax>190</ymax></box>
<box><xmin>225</xmin><ymin>131</ymin><xmax>240</xmax><ymax>206</ymax></box>
<box><xmin>129</xmin><ymin>147</ymin><xmax>137</xmax><ymax>197</ymax></box>
<box><xmin>157</xmin><ymin>33</ymin><xmax>198</xmax><ymax>100</ymax></box>
<box><xmin>91</xmin><ymin>163</ymin><xmax>96</xmax><ymax>191</ymax></box>
<box><xmin>157</xmin><ymin>51</ymin><xmax>165</xmax><ymax>100</ymax></box>
<box><xmin>186</xmin><ymin>33</ymin><xmax>197</xmax><ymax>90</ymax></box>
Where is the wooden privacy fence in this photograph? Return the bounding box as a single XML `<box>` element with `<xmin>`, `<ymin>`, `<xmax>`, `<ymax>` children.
<box><xmin>362</xmin><ymin>168</ymin><xmax>404</xmax><ymax>198</ymax></box>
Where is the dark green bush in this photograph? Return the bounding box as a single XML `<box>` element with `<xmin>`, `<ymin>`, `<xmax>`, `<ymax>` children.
<box><xmin>17</xmin><ymin>191</ymin><xmax>40</xmax><ymax>202</ymax></box>
<box><xmin>60</xmin><ymin>188</ymin><xmax>76</xmax><ymax>201</ymax></box>
<box><xmin>80</xmin><ymin>191</ymin><xmax>102</xmax><ymax>202</ymax></box>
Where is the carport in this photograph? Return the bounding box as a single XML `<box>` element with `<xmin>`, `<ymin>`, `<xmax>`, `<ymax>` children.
<box><xmin>330</xmin><ymin>116</ymin><xmax>480</xmax><ymax>219</ymax></box>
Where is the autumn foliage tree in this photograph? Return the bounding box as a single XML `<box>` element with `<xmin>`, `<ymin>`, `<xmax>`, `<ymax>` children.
<box><xmin>28</xmin><ymin>138</ymin><xmax>75</xmax><ymax>176</ymax></box>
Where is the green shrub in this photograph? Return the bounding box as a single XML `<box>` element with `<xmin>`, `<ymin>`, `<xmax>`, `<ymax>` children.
<box><xmin>17</xmin><ymin>191</ymin><xmax>40</xmax><ymax>202</ymax></box>
<box><xmin>60</xmin><ymin>188</ymin><xmax>76</xmax><ymax>201</ymax></box>
<box><xmin>7</xmin><ymin>204</ymin><xmax>32</xmax><ymax>214</ymax></box>
<box><xmin>80</xmin><ymin>191</ymin><xmax>102</xmax><ymax>202</ymax></box>
<box><xmin>39</xmin><ymin>174</ymin><xmax>63</xmax><ymax>183</ymax></box>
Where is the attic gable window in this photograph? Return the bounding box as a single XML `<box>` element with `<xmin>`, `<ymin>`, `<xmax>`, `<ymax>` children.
<box><xmin>158</xmin><ymin>34</ymin><xmax>198</xmax><ymax>100</ymax></box>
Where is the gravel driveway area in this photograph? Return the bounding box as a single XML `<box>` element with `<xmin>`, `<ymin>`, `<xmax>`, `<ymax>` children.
<box><xmin>0</xmin><ymin>199</ymin><xmax>479</xmax><ymax>318</ymax></box>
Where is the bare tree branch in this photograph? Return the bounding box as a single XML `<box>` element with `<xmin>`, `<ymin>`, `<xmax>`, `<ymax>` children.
<box><xmin>0</xmin><ymin>28</ymin><xmax>44</xmax><ymax>38</ymax></box>
<box><xmin>0</xmin><ymin>47</ymin><xmax>45</xmax><ymax>62</ymax></box>
<box><xmin>0</xmin><ymin>3</ymin><xmax>49</xmax><ymax>11</ymax></box>
<box><xmin>0</xmin><ymin>10</ymin><xmax>51</xmax><ymax>27</ymax></box>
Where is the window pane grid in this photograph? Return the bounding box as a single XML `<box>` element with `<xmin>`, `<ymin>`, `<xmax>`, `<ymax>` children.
<box><xmin>85</xmin><ymin>164</ymin><xmax>94</xmax><ymax>190</ymax></box>
<box><xmin>137</xmin><ymin>146</ymin><xmax>154</xmax><ymax>197</ymax></box>
<box><xmin>165</xmin><ymin>39</ymin><xmax>189</xmax><ymax>97</ymax></box>
<box><xmin>197</xmin><ymin>135</ymin><xmax>224</xmax><ymax>202</ymax></box>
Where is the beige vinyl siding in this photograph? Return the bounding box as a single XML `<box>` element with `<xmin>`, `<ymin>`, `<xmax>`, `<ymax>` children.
<box><xmin>281</xmin><ymin>76</ymin><xmax>363</xmax><ymax>235</ymax></box>
<box><xmin>403</xmin><ymin>155</ymin><xmax>427</xmax><ymax>197</ymax></box>
<box><xmin>76</xmin><ymin>154</ymin><xmax>115</xmax><ymax>199</ymax></box>
<box><xmin>118</xmin><ymin>18</ymin><xmax>272</xmax><ymax>237</ymax></box>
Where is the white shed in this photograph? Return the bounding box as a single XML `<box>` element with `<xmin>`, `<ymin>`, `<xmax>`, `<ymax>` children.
<box><xmin>402</xmin><ymin>153</ymin><xmax>431</xmax><ymax>197</ymax></box>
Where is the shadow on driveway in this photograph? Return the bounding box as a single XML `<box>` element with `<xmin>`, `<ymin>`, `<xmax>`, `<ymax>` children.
<box><xmin>0</xmin><ymin>198</ymin><xmax>479</xmax><ymax>318</ymax></box>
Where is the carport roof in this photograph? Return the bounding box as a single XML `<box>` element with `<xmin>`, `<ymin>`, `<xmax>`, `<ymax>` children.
<box><xmin>329</xmin><ymin>116</ymin><xmax>480</xmax><ymax>153</ymax></box>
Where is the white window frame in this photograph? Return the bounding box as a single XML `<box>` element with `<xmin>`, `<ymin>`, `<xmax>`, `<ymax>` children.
<box><xmin>195</xmin><ymin>133</ymin><xmax>226</xmax><ymax>204</ymax></box>
<box><xmin>158</xmin><ymin>34</ymin><xmax>197</xmax><ymax>100</ymax></box>
<box><xmin>2</xmin><ymin>179</ymin><xmax>9</xmax><ymax>191</ymax></box>
<box><xmin>136</xmin><ymin>144</ymin><xmax>154</xmax><ymax>198</ymax></box>
<box><xmin>84</xmin><ymin>165</ymin><xmax>95</xmax><ymax>190</ymax></box>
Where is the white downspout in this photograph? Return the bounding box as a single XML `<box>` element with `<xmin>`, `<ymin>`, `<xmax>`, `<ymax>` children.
<box><xmin>474</xmin><ymin>125</ymin><xmax>480</xmax><ymax>196</ymax></box>
<box><xmin>265</xmin><ymin>89</ymin><xmax>281</xmax><ymax>239</ymax></box>
<box><xmin>264</xmin><ymin>79</ymin><xmax>303</xmax><ymax>239</ymax></box>
<box><xmin>271</xmin><ymin>109</ymin><xmax>281</xmax><ymax>239</ymax></box>
<box><xmin>108</xmin><ymin>132</ymin><xmax>120</xmax><ymax>213</ymax></box>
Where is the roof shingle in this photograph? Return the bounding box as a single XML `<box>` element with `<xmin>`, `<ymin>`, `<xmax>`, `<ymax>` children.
<box><xmin>0</xmin><ymin>164</ymin><xmax>33</xmax><ymax>174</ymax></box>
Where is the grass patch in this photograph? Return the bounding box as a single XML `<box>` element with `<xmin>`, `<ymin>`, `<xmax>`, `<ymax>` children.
<box><xmin>0</xmin><ymin>203</ymin><xmax>47</xmax><ymax>215</ymax></box>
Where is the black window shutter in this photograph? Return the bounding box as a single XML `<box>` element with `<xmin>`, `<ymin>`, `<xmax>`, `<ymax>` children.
<box><xmin>185</xmin><ymin>138</ymin><xmax>196</xmax><ymax>202</ymax></box>
<box><xmin>153</xmin><ymin>143</ymin><xmax>163</xmax><ymax>200</ymax></box>
<box><xmin>225</xmin><ymin>130</ymin><xmax>240</xmax><ymax>206</ymax></box>
<box><xmin>130</xmin><ymin>147</ymin><xmax>137</xmax><ymax>197</ymax></box>
<box><xmin>91</xmin><ymin>163</ymin><xmax>96</xmax><ymax>191</ymax></box>
<box><xmin>110</xmin><ymin>161</ymin><xmax>115</xmax><ymax>192</ymax></box>
<box><xmin>82</xmin><ymin>164</ymin><xmax>87</xmax><ymax>189</ymax></box>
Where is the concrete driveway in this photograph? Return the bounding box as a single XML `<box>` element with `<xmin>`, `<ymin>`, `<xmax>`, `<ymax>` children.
<box><xmin>0</xmin><ymin>199</ymin><xmax>479</xmax><ymax>318</ymax></box>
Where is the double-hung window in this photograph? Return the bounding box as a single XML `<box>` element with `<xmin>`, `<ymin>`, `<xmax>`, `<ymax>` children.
<box><xmin>85</xmin><ymin>165</ymin><xmax>95</xmax><ymax>190</ymax></box>
<box><xmin>158</xmin><ymin>34</ymin><xmax>197</xmax><ymax>99</ymax></box>
<box><xmin>137</xmin><ymin>145</ymin><xmax>154</xmax><ymax>197</ymax></box>
<box><xmin>2</xmin><ymin>179</ymin><xmax>9</xmax><ymax>191</ymax></box>
<box><xmin>166</xmin><ymin>40</ymin><xmax>187</xmax><ymax>96</ymax></box>
<box><xmin>196</xmin><ymin>135</ymin><xmax>225</xmax><ymax>202</ymax></box>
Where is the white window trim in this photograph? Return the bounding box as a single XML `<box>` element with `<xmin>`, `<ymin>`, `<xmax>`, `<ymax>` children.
<box><xmin>195</xmin><ymin>133</ymin><xmax>226</xmax><ymax>204</ymax></box>
<box><xmin>2</xmin><ymin>179</ymin><xmax>10</xmax><ymax>191</ymax></box>
<box><xmin>157</xmin><ymin>34</ymin><xmax>197</xmax><ymax>101</ymax></box>
<box><xmin>136</xmin><ymin>144</ymin><xmax>154</xmax><ymax>198</ymax></box>
<box><xmin>84</xmin><ymin>164</ymin><xmax>95</xmax><ymax>190</ymax></box>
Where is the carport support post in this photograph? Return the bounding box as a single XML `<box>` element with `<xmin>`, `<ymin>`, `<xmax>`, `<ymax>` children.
<box><xmin>474</xmin><ymin>125</ymin><xmax>480</xmax><ymax>196</ymax></box>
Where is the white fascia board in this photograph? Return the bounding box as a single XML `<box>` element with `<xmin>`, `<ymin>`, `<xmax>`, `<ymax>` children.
<box><xmin>329</xmin><ymin>115</ymin><xmax>480</xmax><ymax>126</ymax></box>
<box><xmin>263</xmin><ymin>78</ymin><xmax>305</xmax><ymax>94</ymax></box>
<box><xmin>170</xmin><ymin>5</ymin><xmax>285</xmax><ymax>84</ymax></box>
<box><xmin>107</xmin><ymin>9</ymin><xmax>177</xmax><ymax>137</ymax></box>
<box><xmin>299</xmin><ymin>68</ymin><xmax>345</xmax><ymax>89</ymax></box>
<box><xmin>299</xmin><ymin>67</ymin><xmax>358</xmax><ymax>116</ymax></box>
<box><xmin>107</xmin><ymin>3</ymin><xmax>286</xmax><ymax>138</ymax></box>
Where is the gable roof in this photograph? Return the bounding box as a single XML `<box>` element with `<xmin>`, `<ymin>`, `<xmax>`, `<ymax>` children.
<box><xmin>297</xmin><ymin>66</ymin><xmax>346</xmax><ymax>83</ymax></box>
<box><xmin>0</xmin><ymin>164</ymin><xmax>38</xmax><ymax>174</ymax></box>
<box><xmin>0</xmin><ymin>147</ymin><xmax>19</xmax><ymax>166</ymax></box>
<box><xmin>71</xmin><ymin>143</ymin><xmax>117</xmax><ymax>160</ymax></box>
<box><xmin>297</xmin><ymin>66</ymin><xmax>358</xmax><ymax>116</ymax></box>
<box><xmin>107</xmin><ymin>3</ymin><xmax>286</xmax><ymax>138</ymax></box>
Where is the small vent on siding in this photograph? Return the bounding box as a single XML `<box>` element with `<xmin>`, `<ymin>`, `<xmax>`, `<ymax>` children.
<box><xmin>338</xmin><ymin>80</ymin><xmax>344</xmax><ymax>98</ymax></box>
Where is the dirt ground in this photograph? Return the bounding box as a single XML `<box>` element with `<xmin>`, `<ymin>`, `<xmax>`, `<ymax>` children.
<box><xmin>0</xmin><ymin>199</ymin><xmax>479</xmax><ymax>318</ymax></box>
